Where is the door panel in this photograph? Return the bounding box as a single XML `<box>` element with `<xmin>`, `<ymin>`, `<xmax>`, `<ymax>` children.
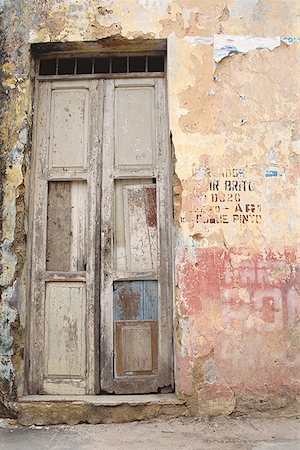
<box><xmin>44</xmin><ymin>283</ymin><xmax>86</xmax><ymax>383</ymax></box>
<box><xmin>49</xmin><ymin>87</ymin><xmax>88</xmax><ymax>170</ymax></box>
<box><xmin>115</xmin><ymin>321</ymin><xmax>158</xmax><ymax>376</ymax></box>
<box><xmin>115</xmin><ymin>84</ymin><xmax>155</xmax><ymax>168</ymax></box>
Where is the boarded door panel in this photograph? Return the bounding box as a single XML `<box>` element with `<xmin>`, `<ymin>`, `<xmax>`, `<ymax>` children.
<box><xmin>113</xmin><ymin>281</ymin><xmax>158</xmax><ymax>378</ymax></box>
<box><xmin>144</xmin><ymin>281</ymin><xmax>159</xmax><ymax>320</ymax></box>
<box><xmin>115</xmin><ymin>85</ymin><xmax>155</xmax><ymax>168</ymax></box>
<box><xmin>46</xmin><ymin>181</ymin><xmax>71</xmax><ymax>271</ymax></box>
<box><xmin>44</xmin><ymin>282</ymin><xmax>86</xmax><ymax>393</ymax></box>
<box><xmin>113</xmin><ymin>280</ymin><xmax>158</xmax><ymax>321</ymax></box>
<box><xmin>49</xmin><ymin>87</ymin><xmax>89</xmax><ymax>170</ymax></box>
<box><xmin>46</xmin><ymin>181</ymin><xmax>87</xmax><ymax>271</ymax></box>
<box><xmin>114</xmin><ymin>179</ymin><xmax>153</xmax><ymax>271</ymax></box>
<box><xmin>115</xmin><ymin>321</ymin><xmax>158</xmax><ymax>376</ymax></box>
<box><xmin>123</xmin><ymin>185</ymin><xmax>158</xmax><ymax>272</ymax></box>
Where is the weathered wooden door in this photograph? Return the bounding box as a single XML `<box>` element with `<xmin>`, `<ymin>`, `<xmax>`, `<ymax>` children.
<box><xmin>100</xmin><ymin>78</ymin><xmax>173</xmax><ymax>393</ymax></box>
<box><xmin>29</xmin><ymin>74</ymin><xmax>173</xmax><ymax>395</ymax></box>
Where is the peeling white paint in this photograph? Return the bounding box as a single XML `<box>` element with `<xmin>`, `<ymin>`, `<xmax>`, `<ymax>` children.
<box><xmin>292</xmin><ymin>140</ymin><xmax>300</xmax><ymax>154</ymax></box>
<box><xmin>213</xmin><ymin>35</ymin><xmax>281</xmax><ymax>64</ymax></box>
<box><xmin>185</xmin><ymin>36</ymin><xmax>213</xmax><ymax>46</ymax></box>
<box><xmin>8</xmin><ymin>145</ymin><xmax>24</xmax><ymax>165</ymax></box>
<box><xmin>194</xmin><ymin>167</ymin><xmax>208</xmax><ymax>181</ymax></box>
<box><xmin>228</xmin><ymin>0</ymin><xmax>258</xmax><ymax>20</ymax></box>
<box><xmin>0</xmin><ymin>286</ymin><xmax>18</xmax><ymax>381</ymax></box>
<box><xmin>19</xmin><ymin>128</ymin><xmax>28</xmax><ymax>145</ymax></box>
<box><xmin>181</xmin><ymin>7</ymin><xmax>198</xmax><ymax>29</ymax></box>
<box><xmin>137</xmin><ymin>0</ymin><xmax>171</xmax><ymax>14</ymax></box>
<box><xmin>0</xmin><ymin>0</ymin><xmax>5</xmax><ymax>12</ymax></box>
<box><xmin>0</xmin><ymin>240</ymin><xmax>18</xmax><ymax>287</ymax></box>
<box><xmin>99</xmin><ymin>0</ymin><xmax>114</xmax><ymax>5</ymax></box>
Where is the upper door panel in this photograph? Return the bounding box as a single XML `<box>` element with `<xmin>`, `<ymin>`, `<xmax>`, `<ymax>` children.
<box><xmin>114</xmin><ymin>81</ymin><xmax>155</xmax><ymax>169</ymax></box>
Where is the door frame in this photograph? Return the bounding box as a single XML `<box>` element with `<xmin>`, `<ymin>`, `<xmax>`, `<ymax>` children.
<box><xmin>26</xmin><ymin>47</ymin><xmax>174</xmax><ymax>396</ymax></box>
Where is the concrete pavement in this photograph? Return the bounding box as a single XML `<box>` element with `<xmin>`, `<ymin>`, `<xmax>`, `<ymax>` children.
<box><xmin>0</xmin><ymin>416</ymin><xmax>299</xmax><ymax>450</ymax></box>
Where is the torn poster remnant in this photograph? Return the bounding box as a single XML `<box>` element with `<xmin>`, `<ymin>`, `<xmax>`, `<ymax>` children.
<box><xmin>281</xmin><ymin>36</ymin><xmax>300</xmax><ymax>46</ymax></box>
<box><xmin>213</xmin><ymin>35</ymin><xmax>281</xmax><ymax>64</ymax></box>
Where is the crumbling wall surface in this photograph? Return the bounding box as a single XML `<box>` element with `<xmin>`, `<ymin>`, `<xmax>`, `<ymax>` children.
<box><xmin>173</xmin><ymin>37</ymin><xmax>300</xmax><ymax>415</ymax></box>
<box><xmin>0</xmin><ymin>0</ymin><xmax>31</xmax><ymax>417</ymax></box>
<box><xmin>0</xmin><ymin>0</ymin><xmax>299</xmax><ymax>417</ymax></box>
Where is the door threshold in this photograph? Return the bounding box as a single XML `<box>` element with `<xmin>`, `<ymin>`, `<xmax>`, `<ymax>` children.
<box><xmin>19</xmin><ymin>393</ymin><xmax>184</xmax><ymax>405</ymax></box>
<box><xmin>17</xmin><ymin>393</ymin><xmax>189</xmax><ymax>426</ymax></box>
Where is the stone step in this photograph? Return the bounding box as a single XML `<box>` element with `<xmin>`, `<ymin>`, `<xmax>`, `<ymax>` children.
<box><xmin>17</xmin><ymin>394</ymin><xmax>189</xmax><ymax>426</ymax></box>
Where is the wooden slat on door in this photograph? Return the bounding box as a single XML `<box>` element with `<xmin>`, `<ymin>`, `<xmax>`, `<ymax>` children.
<box><xmin>46</xmin><ymin>181</ymin><xmax>87</xmax><ymax>271</ymax></box>
<box><xmin>123</xmin><ymin>184</ymin><xmax>158</xmax><ymax>272</ymax></box>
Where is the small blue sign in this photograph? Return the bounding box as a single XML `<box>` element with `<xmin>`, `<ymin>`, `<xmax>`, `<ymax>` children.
<box><xmin>265</xmin><ymin>170</ymin><xmax>278</xmax><ymax>177</ymax></box>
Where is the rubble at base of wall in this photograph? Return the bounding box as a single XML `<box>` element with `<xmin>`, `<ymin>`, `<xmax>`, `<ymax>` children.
<box><xmin>0</xmin><ymin>399</ymin><xmax>18</xmax><ymax>419</ymax></box>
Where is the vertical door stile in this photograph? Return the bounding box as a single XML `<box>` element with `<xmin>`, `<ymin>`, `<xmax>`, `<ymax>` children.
<box><xmin>100</xmin><ymin>79</ymin><xmax>115</xmax><ymax>393</ymax></box>
<box><xmin>156</xmin><ymin>78</ymin><xmax>173</xmax><ymax>389</ymax></box>
<box><xmin>29</xmin><ymin>81</ymin><xmax>51</xmax><ymax>393</ymax></box>
<box><xmin>85</xmin><ymin>79</ymin><xmax>103</xmax><ymax>393</ymax></box>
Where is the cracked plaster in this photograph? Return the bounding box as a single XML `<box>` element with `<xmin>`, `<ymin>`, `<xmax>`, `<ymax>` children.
<box><xmin>0</xmin><ymin>0</ymin><xmax>299</xmax><ymax>419</ymax></box>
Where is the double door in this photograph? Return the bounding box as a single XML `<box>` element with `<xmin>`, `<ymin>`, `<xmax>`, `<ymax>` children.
<box><xmin>29</xmin><ymin>76</ymin><xmax>173</xmax><ymax>394</ymax></box>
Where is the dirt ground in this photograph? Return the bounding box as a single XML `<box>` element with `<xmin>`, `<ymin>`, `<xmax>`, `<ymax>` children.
<box><xmin>0</xmin><ymin>416</ymin><xmax>299</xmax><ymax>450</ymax></box>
